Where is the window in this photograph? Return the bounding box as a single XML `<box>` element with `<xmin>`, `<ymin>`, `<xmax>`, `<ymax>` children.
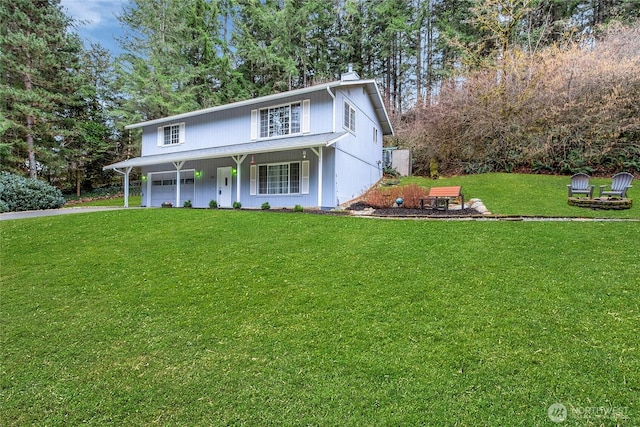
<box><xmin>157</xmin><ymin>123</ymin><xmax>185</xmax><ymax>146</ymax></box>
<box><xmin>257</xmin><ymin>162</ymin><xmax>301</xmax><ymax>195</ymax></box>
<box><xmin>259</xmin><ymin>102</ymin><xmax>301</xmax><ymax>138</ymax></box>
<box><xmin>151</xmin><ymin>178</ymin><xmax>194</xmax><ymax>186</ymax></box>
<box><xmin>344</xmin><ymin>102</ymin><xmax>356</xmax><ymax>133</ymax></box>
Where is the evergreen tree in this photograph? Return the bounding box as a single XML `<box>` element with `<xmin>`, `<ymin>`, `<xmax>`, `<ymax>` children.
<box><xmin>115</xmin><ymin>0</ymin><xmax>238</xmax><ymax>121</ymax></box>
<box><xmin>0</xmin><ymin>0</ymin><xmax>82</xmax><ymax>178</ymax></box>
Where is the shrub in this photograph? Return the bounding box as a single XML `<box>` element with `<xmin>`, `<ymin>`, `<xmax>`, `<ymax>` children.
<box><xmin>362</xmin><ymin>184</ymin><xmax>429</xmax><ymax>209</ymax></box>
<box><xmin>293</xmin><ymin>204</ymin><xmax>304</xmax><ymax>212</ymax></box>
<box><xmin>232</xmin><ymin>201</ymin><xmax>241</xmax><ymax>209</ymax></box>
<box><xmin>261</xmin><ymin>202</ymin><xmax>271</xmax><ymax>210</ymax></box>
<box><xmin>399</xmin><ymin>21</ymin><xmax>640</xmax><ymax>175</ymax></box>
<box><xmin>209</xmin><ymin>200</ymin><xmax>218</xmax><ymax>209</ymax></box>
<box><xmin>0</xmin><ymin>172</ymin><xmax>65</xmax><ymax>212</ymax></box>
<box><xmin>183</xmin><ymin>200</ymin><xmax>192</xmax><ymax>208</ymax></box>
<box><xmin>362</xmin><ymin>187</ymin><xmax>394</xmax><ymax>208</ymax></box>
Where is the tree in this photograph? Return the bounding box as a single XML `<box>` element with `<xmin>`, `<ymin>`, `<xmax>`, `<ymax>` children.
<box><xmin>0</xmin><ymin>0</ymin><xmax>82</xmax><ymax>178</ymax></box>
<box><xmin>60</xmin><ymin>44</ymin><xmax>117</xmax><ymax>196</ymax></box>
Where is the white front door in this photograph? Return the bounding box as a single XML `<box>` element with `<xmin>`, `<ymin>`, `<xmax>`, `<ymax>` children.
<box><xmin>217</xmin><ymin>167</ymin><xmax>233</xmax><ymax>207</ymax></box>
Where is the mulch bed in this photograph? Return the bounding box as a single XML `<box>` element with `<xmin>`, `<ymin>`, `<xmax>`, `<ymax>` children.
<box><xmin>271</xmin><ymin>201</ymin><xmax>480</xmax><ymax>217</ymax></box>
<box><xmin>346</xmin><ymin>201</ymin><xmax>480</xmax><ymax>217</ymax></box>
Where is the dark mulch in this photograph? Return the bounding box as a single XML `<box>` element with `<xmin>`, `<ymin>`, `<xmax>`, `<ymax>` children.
<box><xmin>347</xmin><ymin>201</ymin><xmax>480</xmax><ymax>217</ymax></box>
<box><xmin>266</xmin><ymin>201</ymin><xmax>480</xmax><ymax>217</ymax></box>
<box><xmin>365</xmin><ymin>207</ymin><xmax>480</xmax><ymax>217</ymax></box>
<box><xmin>265</xmin><ymin>201</ymin><xmax>479</xmax><ymax>217</ymax></box>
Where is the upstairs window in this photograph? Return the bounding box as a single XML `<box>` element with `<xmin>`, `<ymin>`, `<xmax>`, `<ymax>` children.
<box><xmin>259</xmin><ymin>102</ymin><xmax>301</xmax><ymax>138</ymax></box>
<box><xmin>157</xmin><ymin>123</ymin><xmax>185</xmax><ymax>146</ymax></box>
<box><xmin>344</xmin><ymin>102</ymin><xmax>356</xmax><ymax>133</ymax></box>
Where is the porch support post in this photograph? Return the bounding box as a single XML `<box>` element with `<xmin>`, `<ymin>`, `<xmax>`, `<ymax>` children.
<box><xmin>173</xmin><ymin>161</ymin><xmax>185</xmax><ymax>207</ymax></box>
<box><xmin>113</xmin><ymin>166</ymin><xmax>133</xmax><ymax>207</ymax></box>
<box><xmin>311</xmin><ymin>147</ymin><xmax>323</xmax><ymax>207</ymax></box>
<box><xmin>232</xmin><ymin>155</ymin><xmax>247</xmax><ymax>204</ymax></box>
<box><xmin>145</xmin><ymin>173</ymin><xmax>151</xmax><ymax>207</ymax></box>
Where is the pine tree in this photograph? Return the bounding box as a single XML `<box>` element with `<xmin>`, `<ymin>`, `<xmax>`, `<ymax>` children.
<box><xmin>0</xmin><ymin>0</ymin><xmax>82</xmax><ymax>178</ymax></box>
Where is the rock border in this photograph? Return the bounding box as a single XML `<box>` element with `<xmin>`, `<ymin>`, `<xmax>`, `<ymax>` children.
<box><xmin>568</xmin><ymin>197</ymin><xmax>632</xmax><ymax>210</ymax></box>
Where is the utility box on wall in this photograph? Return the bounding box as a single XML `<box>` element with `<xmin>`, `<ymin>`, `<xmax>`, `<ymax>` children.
<box><xmin>383</xmin><ymin>148</ymin><xmax>412</xmax><ymax>176</ymax></box>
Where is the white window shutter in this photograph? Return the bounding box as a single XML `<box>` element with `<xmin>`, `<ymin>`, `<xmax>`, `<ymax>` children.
<box><xmin>302</xmin><ymin>99</ymin><xmax>310</xmax><ymax>133</ymax></box>
<box><xmin>301</xmin><ymin>160</ymin><xmax>309</xmax><ymax>194</ymax></box>
<box><xmin>251</xmin><ymin>109</ymin><xmax>258</xmax><ymax>140</ymax></box>
<box><xmin>157</xmin><ymin>127</ymin><xmax>163</xmax><ymax>146</ymax></box>
<box><xmin>250</xmin><ymin>164</ymin><xmax>257</xmax><ymax>195</ymax></box>
<box><xmin>179</xmin><ymin>123</ymin><xmax>186</xmax><ymax>144</ymax></box>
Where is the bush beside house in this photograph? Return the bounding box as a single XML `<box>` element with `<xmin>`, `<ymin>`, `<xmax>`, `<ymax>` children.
<box><xmin>0</xmin><ymin>172</ymin><xmax>65</xmax><ymax>212</ymax></box>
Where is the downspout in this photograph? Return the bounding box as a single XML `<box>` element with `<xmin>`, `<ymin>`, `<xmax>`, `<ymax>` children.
<box><xmin>323</xmin><ymin>84</ymin><xmax>336</xmax><ymax>209</ymax></box>
<box><xmin>326</xmin><ymin>85</ymin><xmax>335</xmax><ymax>133</ymax></box>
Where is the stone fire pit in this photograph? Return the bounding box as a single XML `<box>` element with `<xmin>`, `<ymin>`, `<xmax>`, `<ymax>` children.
<box><xmin>568</xmin><ymin>197</ymin><xmax>632</xmax><ymax>210</ymax></box>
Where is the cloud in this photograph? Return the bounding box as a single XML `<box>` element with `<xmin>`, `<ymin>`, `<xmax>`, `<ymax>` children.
<box><xmin>61</xmin><ymin>0</ymin><xmax>125</xmax><ymax>29</ymax></box>
<box><xmin>61</xmin><ymin>0</ymin><xmax>126</xmax><ymax>54</ymax></box>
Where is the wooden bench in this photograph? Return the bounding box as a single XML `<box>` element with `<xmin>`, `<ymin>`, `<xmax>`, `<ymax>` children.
<box><xmin>420</xmin><ymin>186</ymin><xmax>464</xmax><ymax>211</ymax></box>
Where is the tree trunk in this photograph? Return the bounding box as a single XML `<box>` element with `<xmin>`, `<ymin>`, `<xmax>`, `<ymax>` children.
<box><xmin>76</xmin><ymin>169</ymin><xmax>81</xmax><ymax>198</ymax></box>
<box><xmin>23</xmin><ymin>73</ymin><xmax>37</xmax><ymax>179</ymax></box>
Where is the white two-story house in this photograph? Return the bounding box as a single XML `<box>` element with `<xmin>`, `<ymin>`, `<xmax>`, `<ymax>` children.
<box><xmin>104</xmin><ymin>72</ymin><xmax>394</xmax><ymax>209</ymax></box>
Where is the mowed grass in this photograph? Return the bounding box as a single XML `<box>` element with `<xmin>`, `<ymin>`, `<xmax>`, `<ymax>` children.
<box><xmin>403</xmin><ymin>173</ymin><xmax>639</xmax><ymax>218</ymax></box>
<box><xmin>89</xmin><ymin>173</ymin><xmax>639</xmax><ymax>218</ymax></box>
<box><xmin>1</xmin><ymin>208</ymin><xmax>639</xmax><ymax>425</ymax></box>
<box><xmin>67</xmin><ymin>195</ymin><xmax>142</xmax><ymax>207</ymax></box>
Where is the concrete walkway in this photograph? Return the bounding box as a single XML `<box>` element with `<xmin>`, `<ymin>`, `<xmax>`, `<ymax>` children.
<box><xmin>0</xmin><ymin>206</ymin><xmax>132</xmax><ymax>221</ymax></box>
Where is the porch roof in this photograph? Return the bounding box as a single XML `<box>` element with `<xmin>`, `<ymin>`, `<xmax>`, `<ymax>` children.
<box><xmin>104</xmin><ymin>132</ymin><xmax>348</xmax><ymax>170</ymax></box>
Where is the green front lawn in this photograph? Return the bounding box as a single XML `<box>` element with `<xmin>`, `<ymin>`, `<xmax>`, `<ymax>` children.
<box><xmin>402</xmin><ymin>173</ymin><xmax>638</xmax><ymax>218</ymax></box>
<box><xmin>85</xmin><ymin>173</ymin><xmax>639</xmax><ymax>218</ymax></box>
<box><xmin>2</xmin><ymin>208</ymin><xmax>638</xmax><ymax>425</ymax></box>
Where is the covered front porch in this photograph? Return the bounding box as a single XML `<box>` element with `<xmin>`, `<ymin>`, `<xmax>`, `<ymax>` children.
<box><xmin>103</xmin><ymin>132</ymin><xmax>346</xmax><ymax>209</ymax></box>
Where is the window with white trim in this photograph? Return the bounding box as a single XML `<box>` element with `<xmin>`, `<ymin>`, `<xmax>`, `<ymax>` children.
<box><xmin>344</xmin><ymin>102</ymin><xmax>356</xmax><ymax>133</ymax></box>
<box><xmin>259</xmin><ymin>102</ymin><xmax>301</xmax><ymax>138</ymax></box>
<box><xmin>157</xmin><ymin>123</ymin><xmax>185</xmax><ymax>146</ymax></box>
<box><xmin>257</xmin><ymin>162</ymin><xmax>300</xmax><ymax>195</ymax></box>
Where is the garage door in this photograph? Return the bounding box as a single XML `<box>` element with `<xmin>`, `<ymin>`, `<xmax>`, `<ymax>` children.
<box><xmin>150</xmin><ymin>171</ymin><xmax>195</xmax><ymax>207</ymax></box>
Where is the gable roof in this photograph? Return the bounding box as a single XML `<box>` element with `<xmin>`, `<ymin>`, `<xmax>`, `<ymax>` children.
<box><xmin>124</xmin><ymin>79</ymin><xmax>394</xmax><ymax>136</ymax></box>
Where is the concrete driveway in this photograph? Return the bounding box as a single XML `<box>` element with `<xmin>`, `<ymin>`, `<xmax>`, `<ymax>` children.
<box><xmin>0</xmin><ymin>206</ymin><xmax>133</xmax><ymax>221</ymax></box>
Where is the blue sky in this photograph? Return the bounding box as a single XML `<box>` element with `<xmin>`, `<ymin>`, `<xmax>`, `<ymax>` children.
<box><xmin>60</xmin><ymin>0</ymin><xmax>126</xmax><ymax>55</ymax></box>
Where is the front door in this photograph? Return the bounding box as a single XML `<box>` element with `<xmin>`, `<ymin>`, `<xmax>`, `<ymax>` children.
<box><xmin>217</xmin><ymin>167</ymin><xmax>232</xmax><ymax>207</ymax></box>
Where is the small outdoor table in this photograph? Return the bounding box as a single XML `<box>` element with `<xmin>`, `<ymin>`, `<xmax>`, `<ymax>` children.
<box><xmin>420</xmin><ymin>186</ymin><xmax>464</xmax><ymax>212</ymax></box>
